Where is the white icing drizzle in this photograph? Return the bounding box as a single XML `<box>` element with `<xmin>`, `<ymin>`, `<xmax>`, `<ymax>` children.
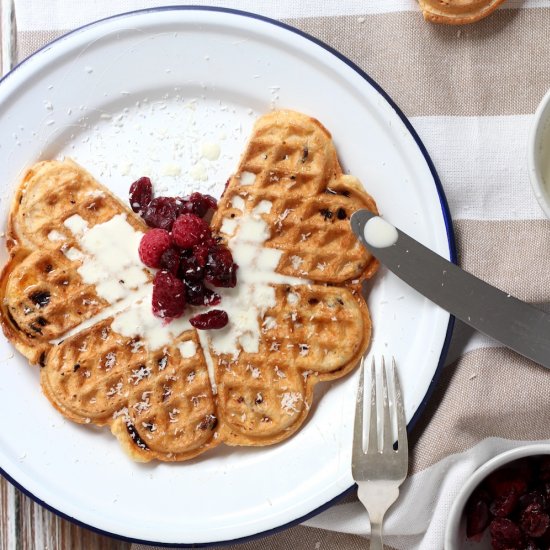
<box><xmin>49</xmin><ymin>287</ymin><xmax>150</xmax><ymax>345</ymax></box>
<box><xmin>178</xmin><ymin>340</ymin><xmax>197</xmax><ymax>358</ymax></box>
<box><xmin>252</xmin><ymin>200</ymin><xmax>273</xmax><ymax>215</ymax></box>
<box><xmin>220</xmin><ymin>218</ymin><xmax>238</xmax><ymax>236</ymax></box>
<box><xmin>230</xmin><ymin>195</ymin><xmax>246</xmax><ymax>211</ymax></box>
<box><xmin>239</xmin><ymin>171</ymin><xmax>256</xmax><ymax>185</ymax></box>
<box><xmin>63</xmin><ymin>214</ymin><xmax>89</xmax><ymax>236</ymax></box>
<box><xmin>197</xmin><ymin>330</ymin><xmax>217</xmax><ymax>394</ymax></box>
<box><xmin>48</xmin><ymin>230</ymin><xmax>66</xmax><ymax>242</ymax></box>
<box><xmin>64</xmin><ymin>247</ymin><xmax>84</xmax><ymax>262</ymax></box>
<box><xmin>65</xmin><ymin>214</ymin><xmax>149</xmax><ymax>303</ymax></box>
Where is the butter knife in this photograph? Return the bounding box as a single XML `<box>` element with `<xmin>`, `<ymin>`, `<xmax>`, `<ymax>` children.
<box><xmin>350</xmin><ymin>209</ymin><xmax>550</xmax><ymax>369</ymax></box>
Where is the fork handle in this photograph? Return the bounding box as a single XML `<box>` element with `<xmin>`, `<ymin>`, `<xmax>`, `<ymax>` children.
<box><xmin>357</xmin><ymin>482</ymin><xmax>400</xmax><ymax>550</ymax></box>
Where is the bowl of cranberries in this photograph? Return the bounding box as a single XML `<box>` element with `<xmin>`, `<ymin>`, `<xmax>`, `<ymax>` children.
<box><xmin>445</xmin><ymin>444</ymin><xmax>550</xmax><ymax>549</ymax></box>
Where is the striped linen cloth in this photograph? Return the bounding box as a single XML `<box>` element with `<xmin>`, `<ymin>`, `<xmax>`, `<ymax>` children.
<box><xmin>3</xmin><ymin>1</ymin><xmax>550</xmax><ymax>549</ymax></box>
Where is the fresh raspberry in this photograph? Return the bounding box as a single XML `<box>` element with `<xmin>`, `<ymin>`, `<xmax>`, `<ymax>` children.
<box><xmin>172</xmin><ymin>214</ymin><xmax>212</xmax><ymax>249</ymax></box>
<box><xmin>129</xmin><ymin>177</ymin><xmax>152</xmax><ymax>214</ymax></box>
<box><xmin>190</xmin><ymin>309</ymin><xmax>228</xmax><ymax>330</ymax></box>
<box><xmin>138</xmin><ymin>229</ymin><xmax>172</xmax><ymax>268</ymax></box>
<box><xmin>152</xmin><ymin>270</ymin><xmax>186</xmax><ymax>320</ymax></box>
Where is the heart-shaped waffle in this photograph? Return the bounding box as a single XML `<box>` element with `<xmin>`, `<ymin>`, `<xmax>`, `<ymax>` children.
<box><xmin>418</xmin><ymin>0</ymin><xmax>506</xmax><ymax>24</ymax></box>
<box><xmin>0</xmin><ymin>110</ymin><xmax>378</xmax><ymax>462</ymax></box>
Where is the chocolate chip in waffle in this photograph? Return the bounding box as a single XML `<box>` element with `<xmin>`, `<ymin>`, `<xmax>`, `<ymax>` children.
<box><xmin>0</xmin><ymin>109</ymin><xmax>378</xmax><ymax>462</ymax></box>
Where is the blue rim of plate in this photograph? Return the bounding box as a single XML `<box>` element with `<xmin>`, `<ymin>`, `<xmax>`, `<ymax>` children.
<box><xmin>0</xmin><ymin>5</ymin><xmax>456</xmax><ymax>547</ymax></box>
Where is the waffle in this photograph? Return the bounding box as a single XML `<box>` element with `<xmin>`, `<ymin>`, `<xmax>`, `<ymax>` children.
<box><xmin>418</xmin><ymin>0</ymin><xmax>506</xmax><ymax>24</ymax></box>
<box><xmin>0</xmin><ymin>109</ymin><xmax>378</xmax><ymax>462</ymax></box>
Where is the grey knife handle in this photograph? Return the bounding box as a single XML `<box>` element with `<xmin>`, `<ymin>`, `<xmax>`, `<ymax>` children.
<box><xmin>351</xmin><ymin>210</ymin><xmax>550</xmax><ymax>370</ymax></box>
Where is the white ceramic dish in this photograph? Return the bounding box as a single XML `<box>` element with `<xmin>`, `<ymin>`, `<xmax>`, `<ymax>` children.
<box><xmin>445</xmin><ymin>443</ymin><xmax>550</xmax><ymax>550</ymax></box>
<box><xmin>528</xmin><ymin>88</ymin><xmax>550</xmax><ymax>218</ymax></box>
<box><xmin>0</xmin><ymin>7</ymin><xmax>454</xmax><ymax>546</ymax></box>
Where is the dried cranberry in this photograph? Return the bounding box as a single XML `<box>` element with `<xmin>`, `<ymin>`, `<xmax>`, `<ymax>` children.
<box><xmin>519</xmin><ymin>491</ymin><xmax>547</xmax><ymax>513</ymax></box>
<box><xmin>204</xmin><ymin>289</ymin><xmax>222</xmax><ymax>306</ymax></box>
<box><xmin>205</xmin><ymin>245</ymin><xmax>238</xmax><ymax>288</ymax></box>
<box><xmin>487</xmin><ymin>468</ymin><xmax>529</xmax><ymax>500</ymax></box>
<box><xmin>490</xmin><ymin>518</ymin><xmax>523</xmax><ymax>549</ymax></box>
<box><xmin>490</xmin><ymin>488</ymin><xmax>520</xmax><ymax>518</ymax></box>
<box><xmin>179</xmin><ymin>255</ymin><xmax>204</xmax><ymax>282</ymax></box>
<box><xmin>152</xmin><ymin>270</ymin><xmax>186</xmax><ymax>320</ymax></box>
<box><xmin>466</xmin><ymin>491</ymin><xmax>491</xmax><ymax>538</ymax></box>
<box><xmin>179</xmin><ymin>192</ymin><xmax>218</xmax><ymax>218</ymax></box>
<box><xmin>142</xmin><ymin>197</ymin><xmax>180</xmax><ymax>230</ymax></box>
<box><xmin>129</xmin><ymin>177</ymin><xmax>152</xmax><ymax>214</ymax></box>
<box><xmin>184</xmin><ymin>280</ymin><xmax>220</xmax><ymax>307</ymax></box>
<box><xmin>193</xmin><ymin>243</ymin><xmax>210</xmax><ymax>267</ymax></box>
<box><xmin>173</xmin><ymin>197</ymin><xmax>187</xmax><ymax>217</ymax></box>
<box><xmin>159</xmin><ymin>247</ymin><xmax>180</xmax><ymax>274</ymax></box>
<box><xmin>172</xmin><ymin>214</ymin><xmax>212</xmax><ymax>249</ymax></box>
<box><xmin>521</xmin><ymin>507</ymin><xmax>550</xmax><ymax>538</ymax></box>
<box><xmin>539</xmin><ymin>456</ymin><xmax>550</xmax><ymax>481</ymax></box>
<box><xmin>190</xmin><ymin>309</ymin><xmax>228</xmax><ymax>330</ymax></box>
<box><xmin>138</xmin><ymin>229</ymin><xmax>172</xmax><ymax>268</ymax></box>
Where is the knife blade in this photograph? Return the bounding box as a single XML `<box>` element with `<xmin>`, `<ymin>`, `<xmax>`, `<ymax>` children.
<box><xmin>350</xmin><ymin>209</ymin><xmax>550</xmax><ymax>369</ymax></box>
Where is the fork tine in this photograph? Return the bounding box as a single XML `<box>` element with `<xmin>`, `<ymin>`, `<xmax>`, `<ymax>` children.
<box><xmin>352</xmin><ymin>357</ymin><xmax>365</xmax><ymax>460</ymax></box>
<box><xmin>367</xmin><ymin>358</ymin><xmax>378</xmax><ymax>454</ymax></box>
<box><xmin>392</xmin><ymin>357</ymin><xmax>407</xmax><ymax>455</ymax></box>
<box><xmin>381</xmin><ymin>357</ymin><xmax>393</xmax><ymax>452</ymax></box>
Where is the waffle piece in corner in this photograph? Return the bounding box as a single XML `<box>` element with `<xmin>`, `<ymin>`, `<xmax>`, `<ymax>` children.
<box><xmin>418</xmin><ymin>0</ymin><xmax>506</xmax><ymax>24</ymax></box>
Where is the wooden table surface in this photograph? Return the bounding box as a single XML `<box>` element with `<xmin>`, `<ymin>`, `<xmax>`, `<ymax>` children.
<box><xmin>0</xmin><ymin>476</ymin><xmax>130</xmax><ymax>550</ymax></box>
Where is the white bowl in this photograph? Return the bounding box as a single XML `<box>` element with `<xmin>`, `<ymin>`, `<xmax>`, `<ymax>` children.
<box><xmin>444</xmin><ymin>443</ymin><xmax>550</xmax><ymax>549</ymax></box>
<box><xmin>528</xmin><ymin>88</ymin><xmax>550</xmax><ymax>218</ymax></box>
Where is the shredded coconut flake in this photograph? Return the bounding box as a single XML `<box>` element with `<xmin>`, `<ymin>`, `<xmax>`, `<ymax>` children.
<box><xmin>274</xmin><ymin>366</ymin><xmax>286</xmax><ymax>379</ymax></box>
<box><xmin>129</xmin><ymin>365</ymin><xmax>151</xmax><ymax>385</ymax></box>
<box><xmin>169</xmin><ymin>408</ymin><xmax>180</xmax><ymax>423</ymax></box>
<box><xmin>290</xmin><ymin>255</ymin><xmax>303</xmax><ymax>270</ymax></box>
<box><xmin>106</xmin><ymin>382</ymin><xmax>123</xmax><ymax>396</ymax></box>
<box><xmin>104</xmin><ymin>352</ymin><xmax>116</xmax><ymax>369</ymax></box>
<box><xmin>281</xmin><ymin>392</ymin><xmax>302</xmax><ymax>415</ymax></box>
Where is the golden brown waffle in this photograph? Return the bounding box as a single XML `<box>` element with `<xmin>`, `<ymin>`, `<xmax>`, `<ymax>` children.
<box><xmin>0</xmin><ymin>109</ymin><xmax>378</xmax><ymax>462</ymax></box>
<box><xmin>418</xmin><ymin>0</ymin><xmax>506</xmax><ymax>24</ymax></box>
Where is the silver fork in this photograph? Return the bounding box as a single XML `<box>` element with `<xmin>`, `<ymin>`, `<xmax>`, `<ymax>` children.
<box><xmin>352</xmin><ymin>357</ymin><xmax>408</xmax><ymax>550</ymax></box>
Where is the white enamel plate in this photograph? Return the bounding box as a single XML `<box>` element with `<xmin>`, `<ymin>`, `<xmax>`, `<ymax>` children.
<box><xmin>0</xmin><ymin>7</ymin><xmax>454</xmax><ymax>545</ymax></box>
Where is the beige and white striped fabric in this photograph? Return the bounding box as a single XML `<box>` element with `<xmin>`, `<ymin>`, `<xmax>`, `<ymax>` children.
<box><xmin>2</xmin><ymin>1</ymin><xmax>550</xmax><ymax>549</ymax></box>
